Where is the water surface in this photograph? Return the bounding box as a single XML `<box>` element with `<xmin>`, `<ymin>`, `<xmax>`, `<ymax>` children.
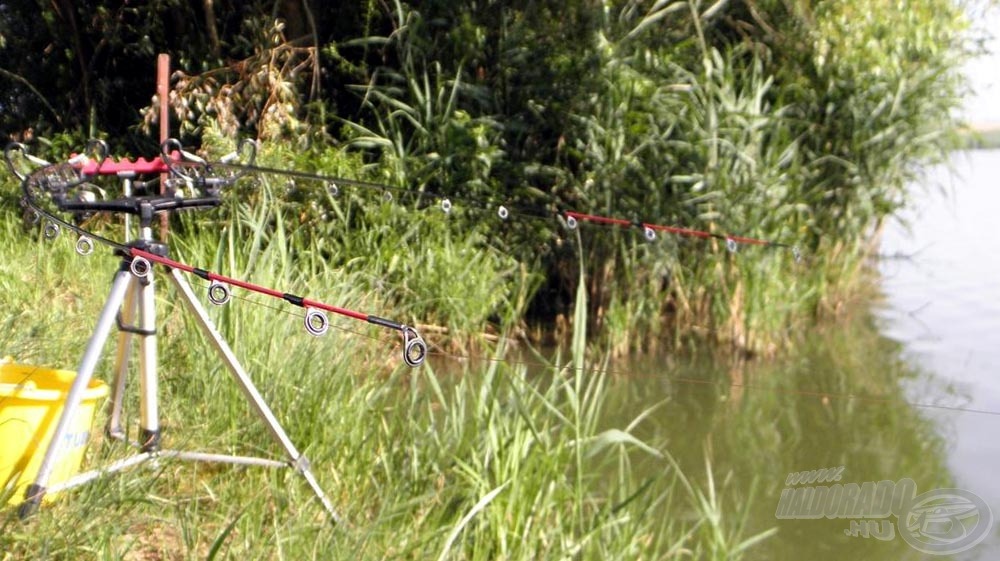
<box><xmin>598</xmin><ymin>149</ymin><xmax>1000</xmax><ymax>560</ymax></box>
<box><xmin>876</xmin><ymin>149</ymin><xmax>1000</xmax><ymax>559</ymax></box>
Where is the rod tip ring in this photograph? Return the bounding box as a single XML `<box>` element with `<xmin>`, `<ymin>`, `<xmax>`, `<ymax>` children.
<box><xmin>402</xmin><ymin>326</ymin><xmax>427</xmax><ymax>367</ymax></box>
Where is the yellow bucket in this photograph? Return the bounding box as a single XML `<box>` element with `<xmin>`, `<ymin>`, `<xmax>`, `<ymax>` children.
<box><xmin>0</xmin><ymin>358</ymin><xmax>108</xmax><ymax>505</ymax></box>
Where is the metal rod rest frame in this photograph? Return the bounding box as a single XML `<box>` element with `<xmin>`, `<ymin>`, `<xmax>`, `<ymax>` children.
<box><xmin>17</xmin><ymin>235</ymin><xmax>341</xmax><ymax>524</ymax></box>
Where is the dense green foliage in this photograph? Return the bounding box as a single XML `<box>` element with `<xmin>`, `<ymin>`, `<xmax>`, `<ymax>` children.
<box><xmin>0</xmin><ymin>1</ymin><xmax>976</xmax><ymax>349</ymax></box>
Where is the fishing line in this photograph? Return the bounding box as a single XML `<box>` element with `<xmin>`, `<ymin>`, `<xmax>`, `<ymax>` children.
<box><xmin>423</xmin><ymin>349</ymin><xmax>1000</xmax><ymax>418</ymax></box>
<box><xmin>668</xmin><ymin>375</ymin><xmax>1000</xmax><ymax>417</ymax></box>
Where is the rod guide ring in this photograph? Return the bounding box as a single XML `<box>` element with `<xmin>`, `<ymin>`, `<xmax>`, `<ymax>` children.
<box><xmin>208</xmin><ymin>281</ymin><xmax>232</xmax><ymax>305</ymax></box>
<box><xmin>304</xmin><ymin>308</ymin><xmax>329</xmax><ymax>336</ymax></box>
<box><xmin>130</xmin><ymin>257</ymin><xmax>151</xmax><ymax>279</ymax></box>
<box><xmin>75</xmin><ymin>236</ymin><xmax>94</xmax><ymax>256</ymax></box>
<box><xmin>401</xmin><ymin>326</ymin><xmax>427</xmax><ymax>367</ymax></box>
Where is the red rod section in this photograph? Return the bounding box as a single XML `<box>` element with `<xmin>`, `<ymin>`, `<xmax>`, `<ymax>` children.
<box><xmin>298</xmin><ymin>298</ymin><xmax>369</xmax><ymax>322</ymax></box>
<box><xmin>564</xmin><ymin>211</ymin><xmax>775</xmax><ymax>246</ymax></box>
<box><xmin>129</xmin><ymin>248</ymin><xmax>370</xmax><ymax>322</ymax></box>
<box><xmin>564</xmin><ymin>210</ymin><xmax>631</xmax><ymax>228</ymax></box>
<box><xmin>646</xmin><ymin>223</ymin><xmax>713</xmax><ymax>239</ymax></box>
<box><xmin>724</xmin><ymin>234</ymin><xmax>770</xmax><ymax>246</ymax></box>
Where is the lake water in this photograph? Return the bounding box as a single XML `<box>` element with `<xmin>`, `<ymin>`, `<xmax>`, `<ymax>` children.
<box><xmin>595</xmin><ymin>148</ymin><xmax>1000</xmax><ymax>559</ymax></box>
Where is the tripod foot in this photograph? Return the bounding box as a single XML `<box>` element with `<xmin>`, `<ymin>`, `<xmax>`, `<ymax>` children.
<box><xmin>140</xmin><ymin>428</ymin><xmax>161</xmax><ymax>452</ymax></box>
<box><xmin>18</xmin><ymin>484</ymin><xmax>45</xmax><ymax>520</ymax></box>
<box><xmin>299</xmin><ymin>467</ymin><xmax>343</xmax><ymax>526</ymax></box>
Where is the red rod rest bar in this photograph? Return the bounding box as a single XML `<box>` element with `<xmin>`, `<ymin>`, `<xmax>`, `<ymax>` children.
<box><xmin>70</xmin><ymin>153</ymin><xmax>180</xmax><ymax>176</ymax></box>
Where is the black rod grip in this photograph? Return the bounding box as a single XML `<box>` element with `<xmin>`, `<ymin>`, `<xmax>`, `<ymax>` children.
<box><xmin>367</xmin><ymin>315</ymin><xmax>403</xmax><ymax>331</ymax></box>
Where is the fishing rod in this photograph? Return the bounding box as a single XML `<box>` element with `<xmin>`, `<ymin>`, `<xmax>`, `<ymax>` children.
<box><xmin>11</xmin><ymin>135</ymin><xmax>797</xmax><ymax>257</ymax></box>
<box><xmin>8</xmin><ymin>137</ymin><xmax>803</xmax><ymax>255</ymax></box>
<box><xmin>7</xmin><ymin>139</ymin><xmax>428</xmax><ymax>367</ymax></box>
<box><xmin>225</xmin><ymin>161</ymin><xmax>802</xmax><ymax>259</ymax></box>
<box><xmin>127</xmin><ymin>246</ymin><xmax>427</xmax><ymax>366</ymax></box>
<box><xmin>7</xmin><ymin>136</ymin><xmax>802</xmax><ymax>366</ymax></box>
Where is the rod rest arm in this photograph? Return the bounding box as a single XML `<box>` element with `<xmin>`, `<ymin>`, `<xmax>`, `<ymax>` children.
<box><xmin>56</xmin><ymin>196</ymin><xmax>221</xmax><ymax>216</ymax></box>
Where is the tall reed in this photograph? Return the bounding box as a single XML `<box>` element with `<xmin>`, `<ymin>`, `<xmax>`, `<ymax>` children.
<box><xmin>332</xmin><ymin>0</ymin><xmax>972</xmax><ymax>354</ymax></box>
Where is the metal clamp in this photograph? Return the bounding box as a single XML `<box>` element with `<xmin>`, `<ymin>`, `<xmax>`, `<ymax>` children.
<box><xmin>73</xmin><ymin>139</ymin><xmax>109</xmax><ymax>173</ymax></box>
<box><xmin>5</xmin><ymin>142</ymin><xmax>51</xmax><ymax>181</ymax></box>
<box><xmin>219</xmin><ymin>138</ymin><xmax>258</xmax><ymax>169</ymax></box>
<box><xmin>160</xmin><ymin>138</ymin><xmax>207</xmax><ymax>183</ymax></box>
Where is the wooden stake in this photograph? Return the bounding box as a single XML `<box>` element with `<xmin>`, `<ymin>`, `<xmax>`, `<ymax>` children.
<box><xmin>157</xmin><ymin>53</ymin><xmax>170</xmax><ymax>240</ymax></box>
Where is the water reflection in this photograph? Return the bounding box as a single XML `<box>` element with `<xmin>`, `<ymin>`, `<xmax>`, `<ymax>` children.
<box><xmin>603</xmin><ymin>307</ymin><xmax>956</xmax><ymax>560</ymax></box>
<box><xmin>876</xmin><ymin>149</ymin><xmax>1000</xmax><ymax>560</ymax></box>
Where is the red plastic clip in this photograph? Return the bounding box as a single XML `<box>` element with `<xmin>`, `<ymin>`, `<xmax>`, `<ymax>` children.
<box><xmin>71</xmin><ymin>153</ymin><xmax>179</xmax><ymax>176</ymax></box>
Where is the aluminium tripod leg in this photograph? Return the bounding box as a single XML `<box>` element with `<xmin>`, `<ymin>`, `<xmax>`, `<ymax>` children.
<box><xmin>105</xmin><ymin>265</ymin><xmax>159</xmax><ymax>450</ymax></box>
<box><xmin>135</xmin><ymin>264</ymin><xmax>160</xmax><ymax>451</ymax></box>
<box><xmin>166</xmin><ymin>268</ymin><xmax>342</xmax><ymax>524</ymax></box>
<box><xmin>19</xmin><ymin>267</ymin><xmax>133</xmax><ymax>518</ymax></box>
<box><xmin>107</xmin><ymin>277</ymin><xmax>139</xmax><ymax>440</ymax></box>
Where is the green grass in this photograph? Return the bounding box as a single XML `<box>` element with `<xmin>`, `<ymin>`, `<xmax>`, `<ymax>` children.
<box><xmin>0</xmin><ymin>201</ymin><xmax>774</xmax><ymax>559</ymax></box>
